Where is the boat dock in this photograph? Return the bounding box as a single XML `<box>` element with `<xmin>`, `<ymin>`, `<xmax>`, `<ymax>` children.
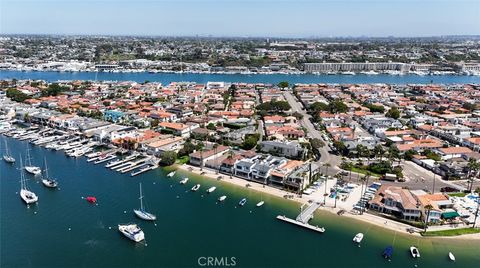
<box><xmin>276</xmin><ymin>215</ymin><xmax>325</xmax><ymax>233</ymax></box>
<box><xmin>106</xmin><ymin>154</ymin><xmax>139</xmax><ymax>169</ymax></box>
<box><xmin>276</xmin><ymin>202</ymin><xmax>325</xmax><ymax>233</ymax></box>
<box><xmin>130</xmin><ymin>164</ymin><xmax>159</xmax><ymax>177</ymax></box>
<box><xmin>117</xmin><ymin>157</ymin><xmax>151</xmax><ymax>173</ymax></box>
<box><xmin>296</xmin><ymin>202</ymin><xmax>322</xmax><ymax>223</ymax></box>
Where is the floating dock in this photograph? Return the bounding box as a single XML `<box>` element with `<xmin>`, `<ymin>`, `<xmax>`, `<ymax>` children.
<box><xmin>276</xmin><ymin>215</ymin><xmax>325</xmax><ymax>233</ymax></box>
<box><xmin>276</xmin><ymin>202</ymin><xmax>325</xmax><ymax>233</ymax></box>
<box><xmin>131</xmin><ymin>164</ymin><xmax>159</xmax><ymax>177</ymax></box>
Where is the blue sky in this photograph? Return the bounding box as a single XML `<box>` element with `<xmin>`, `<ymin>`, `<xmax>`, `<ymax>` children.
<box><xmin>1</xmin><ymin>0</ymin><xmax>479</xmax><ymax>37</ymax></box>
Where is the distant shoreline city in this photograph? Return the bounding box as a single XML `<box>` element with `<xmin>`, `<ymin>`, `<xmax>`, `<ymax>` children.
<box><xmin>1</xmin><ymin>35</ymin><xmax>479</xmax><ymax>76</ymax></box>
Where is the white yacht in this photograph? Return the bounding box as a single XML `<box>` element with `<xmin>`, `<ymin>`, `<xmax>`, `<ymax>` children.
<box><xmin>206</xmin><ymin>186</ymin><xmax>216</xmax><ymax>193</ymax></box>
<box><xmin>41</xmin><ymin>158</ymin><xmax>58</xmax><ymax>188</ymax></box>
<box><xmin>218</xmin><ymin>195</ymin><xmax>227</xmax><ymax>202</ymax></box>
<box><xmin>3</xmin><ymin>140</ymin><xmax>15</xmax><ymax>163</ymax></box>
<box><xmin>24</xmin><ymin>148</ymin><xmax>41</xmax><ymax>176</ymax></box>
<box><xmin>179</xmin><ymin>178</ymin><xmax>189</xmax><ymax>184</ymax></box>
<box><xmin>19</xmin><ymin>158</ymin><xmax>38</xmax><ymax>204</ymax></box>
<box><xmin>118</xmin><ymin>224</ymin><xmax>145</xmax><ymax>242</ymax></box>
<box><xmin>353</xmin><ymin>233</ymin><xmax>364</xmax><ymax>243</ymax></box>
<box><xmin>133</xmin><ymin>183</ymin><xmax>156</xmax><ymax>221</ymax></box>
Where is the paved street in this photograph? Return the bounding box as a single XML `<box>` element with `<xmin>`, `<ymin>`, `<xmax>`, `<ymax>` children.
<box><xmin>283</xmin><ymin>91</ymin><xmax>341</xmax><ymax>172</ymax></box>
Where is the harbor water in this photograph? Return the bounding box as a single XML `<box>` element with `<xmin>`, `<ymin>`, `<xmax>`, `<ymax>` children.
<box><xmin>1</xmin><ymin>136</ymin><xmax>479</xmax><ymax>268</ymax></box>
<box><xmin>1</xmin><ymin>70</ymin><xmax>480</xmax><ymax>85</ymax></box>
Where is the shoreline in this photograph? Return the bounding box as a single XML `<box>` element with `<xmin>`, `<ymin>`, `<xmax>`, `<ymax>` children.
<box><xmin>176</xmin><ymin>163</ymin><xmax>480</xmax><ymax>240</ymax></box>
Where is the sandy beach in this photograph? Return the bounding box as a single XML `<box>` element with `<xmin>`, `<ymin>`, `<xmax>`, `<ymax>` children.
<box><xmin>177</xmin><ymin>163</ymin><xmax>480</xmax><ymax>240</ymax></box>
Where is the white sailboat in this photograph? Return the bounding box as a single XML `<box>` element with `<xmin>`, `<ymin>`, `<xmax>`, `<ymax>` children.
<box><xmin>3</xmin><ymin>140</ymin><xmax>15</xmax><ymax>163</ymax></box>
<box><xmin>19</xmin><ymin>157</ymin><xmax>38</xmax><ymax>204</ymax></box>
<box><xmin>118</xmin><ymin>224</ymin><xmax>145</xmax><ymax>242</ymax></box>
<box><xmin>41</xmin><ymin>158</ymin><xmax>58</xmax><ymax>188</ymax></box>
<box><xmin>24</xmin><ymin>148</ymin><xmax>41</xmax><ymax>175</ymax></box>
<box><xmin>133</xmin><ymin>183</ymin><xmax>156</xmax><ymax>221</ymax></box>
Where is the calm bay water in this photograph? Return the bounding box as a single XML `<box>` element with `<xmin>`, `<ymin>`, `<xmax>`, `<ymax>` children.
<box><xmin>1</xmin><ymin>136</ymin><xmax>479</xmax><ymax>268</ymax></box>
<box><xmin>1</xmin><ymin>70</ymin><xmax>480</xmax><ymax>84</ymax></box>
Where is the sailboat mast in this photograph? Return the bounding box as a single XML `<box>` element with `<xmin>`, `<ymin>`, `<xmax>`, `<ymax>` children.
<box><xmin>44</xmin><ymin>157</ymin><xmax>49</xmax><ymax>178</ymax></box>
<box><xmin>139</xmin><ymin>183</ymin><xmax>144</xmax><ymax>211</ymax></box>
<box><xmin>20</xmin><ymin>156</ymin><xmax>25</xmax><ymax>190</ymax></box>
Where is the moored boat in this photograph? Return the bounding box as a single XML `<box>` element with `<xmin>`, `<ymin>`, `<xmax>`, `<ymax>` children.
<box><xmin>448</xmin><ymin>252</ymin><xmax>455</xmax><ymax>261</ymax></box>
<box><xmin>353</xmin><ymin>233</ymin><xmax>364</xmax><ymax>243</ymax></box>
<box><xmin>19</xmin><ymin>158</ymin><xmax>38</xmax><ymax>204</ymax></box>
<box><xmin>410</xmin><ymin>246</ymin><xmax>420</xmax><ymax>258</ymax></box>
<box><xmin>239</xmin><ymin>198</ymin><xmax>247</xmax><ymax>206</ymax></box>
<box><xmin>180</xmin><ymin>178</ymin><xmax>189</xmax><ymax>184</ymax></box>
<box><xmin>41</xmin><ymin>158</ymin><xmax>58</xmax><ymax>188</ymax></box>
<box><xmin>191</xmin><ymin>184</ymin><xmax>200</xmax><ymax>191</ymax></box>
<box><xmin>206</xmin><ymin>186</ymin><xmax>216</xmax><ymax>193</ymax></box>
<box><xmin>86</xmin><ymin>196</ymin><xmax>97</xmax><ymax>203</ymax></box>
<box><xmin>218</xmin><ymin>195</ymin><xmax>227</xmax><ymax>202</ymax></box>
<box><xmin>118</xmin><ymin>224</ymin><xmax>145</xmax><ymax>242</ymax></box>
<box><xmin>256</xmin><ymin>201</ymin><xmax>264</xmax><ymax>207</ymax></box>
<box><xmin>167</xmin><ymin>171</ymin><xmax>175</xmax><ymax>177</ymax></box>
<box><xmin>133</xmin><ymin>183</ymin><xmax>156</xmax><ymax>221</ymax></box>
<box><xmin>382</xmin><ymin>246</ymin><xmax>393</xmax><ymax>259</ymax></box>
<box><xmin>3</xmin><ymin>140</ymin><xmax>15</xmax><ymax>163</ymax></box>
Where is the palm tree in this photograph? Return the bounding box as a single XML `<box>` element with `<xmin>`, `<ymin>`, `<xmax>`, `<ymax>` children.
<box><xmin>467</xmin><ymin>158</ymin><xmax>479</xmax><ymax>192</ymax></box>
<box><xmin>423</xmin><ymin>204</ymin><xmax>434</xmax><ymax>233</ymax></box>
<box><xmin>473</xmin><ymin>187</ymin><xmax>480</xmax><ymax>228</ymax></box>
<box><xmin>374</xmin><ymin>144</ymin><xmax>385</xmax><ymax>161</ymax></box>
<box><xmin>323</xmin><ymin>163</ymin><xmax>331</xmax><ymax>205</ymax></box>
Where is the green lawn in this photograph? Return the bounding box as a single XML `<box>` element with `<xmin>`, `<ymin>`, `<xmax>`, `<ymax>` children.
<box><xmin>348</xmin><ymin>167</ymin><xmax>381</xmax><ymax>177</ymax></box>
<box><xmin>421</xmin><ymin>228</ymin><xmax>480</xmax><ymax>237</ymax></box>
<box><xmin>448</xmin><ymin>192</ymin><xmax>467</xmax><ymax>197</ymax></box>
<box><xmin>176</xmin><ymin>156</ymin><xmax>189</xmax><ymax>165</ymax></box>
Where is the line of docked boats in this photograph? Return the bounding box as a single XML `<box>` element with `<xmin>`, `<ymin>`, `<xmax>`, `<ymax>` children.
<box><xmin>351</xmin><ymin>232</ymin><xmax>456</xmax><ymax>262</ymax></box>
<box><xmin>179</xmin><ymin>177</ymin><xmax>264</xmax><ymax>207</ymax></box>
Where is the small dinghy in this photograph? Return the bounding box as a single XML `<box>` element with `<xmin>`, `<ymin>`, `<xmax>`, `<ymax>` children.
<box><xmin>179</xmin><ymin>178</ymin><xmax>189</xmax><ymax>184</ymax></box>
<box><xmin>239</xmin><ymin>198</ymin><xmax>247</xmax><ymax>206</ymax></box>
<box><xmin>382</xmin><ymin>246</ymin><xmax>393</xmax><ymax>259</ymax></box>
<box><xmin>167</xmin><ymin>171</ymin><xmax>175</xmax><ymax>178</ymax></box>
<box><xmin>353</xmin><ymin>233</ymin><xmax>364</xmax><ymax>243</ymax></box>
<box><xmin>218</xmin><ymin>195</ymin><xmax>227</xmax><ymax>202</ymax></box>
<box><xmin>448</xmin><ymin>252</ymin><xmax>455</xmax><ymax>261</ymax></box>
<box><xmin>191</xmin><ymin>184</ymin><xmax>200</xmax><ymax>191</ymax></box>
<box><xmin>86</xmin><ymin>196</ymin><xmax>97</xmax><ymax>203</ymax></box>
<box><xmin>256</xmin><ymin>201</ymin><xmax>264</xmax><ymax>207</ymax></box>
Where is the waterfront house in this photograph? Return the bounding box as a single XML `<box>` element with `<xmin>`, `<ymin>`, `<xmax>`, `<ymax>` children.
<box><xmin>189</xmin><ymin>145</ymin><xmax>229</xmax><ymax>167</ymax></box>
<box><xmin>368</xmin><ymin>185</ymin><xmax>422</xmax><ymax>221</ymax></box>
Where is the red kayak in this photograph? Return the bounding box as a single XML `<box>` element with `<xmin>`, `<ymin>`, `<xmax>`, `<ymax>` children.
<box><xmin>86</xmin><ymin>196</ymin><xmax>97</xmax><ymax>203</ymax></box>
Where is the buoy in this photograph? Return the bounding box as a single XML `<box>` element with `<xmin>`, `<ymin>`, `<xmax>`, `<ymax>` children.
<box><xmin>109</xmin><ymin>227</ymin><xmax>112</xmax><ymax>230</ymax></box>
<box><xmin>34</xmin><ymin>211</ymin><xmax>37</xmax><ymax>214</ymax></box>
<box><xmin>123</xmin><ymin>210</ymin><xmax>127</xmax><ymax>214</ymax></box>
<box><xmin>68</xmin><ymin>228</ymin><xmax>71</xmax><ymax>231</ymax></box>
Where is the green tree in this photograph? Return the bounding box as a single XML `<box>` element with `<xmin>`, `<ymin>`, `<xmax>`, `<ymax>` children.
<box><xmin>160</xmin><ymin>151</ymin><xmax>177</xmax><ymax>166</ymax></box>
<box><xmin>206</xmin><ymin>123</ymin><xmax>216</xmax><ymax>130</ymax></box>
<box><xmin>6</xmin><ymin>88</ymin><xmax>29</xmax><ymax>102</ymax></box>
<box><xmin>241</xmin><ymin>134</ymin><xmax>259</xmax><ymax>150</ymax></box>
<box><xmin>385</xmin><ymin>107</ymin><xmax>401</xmax><ymax>119</ymax></box>
<box><xmin>278</xmin><ymin>81</ymin><xmax>289</xmax><ymax>89</ymax></box>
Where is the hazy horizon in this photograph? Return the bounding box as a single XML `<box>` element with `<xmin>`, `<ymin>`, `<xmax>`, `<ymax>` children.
<box><xmin>1</xmin><ymin>0</ymin><xmax>479</xmax><ymax>37</ymax></box>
